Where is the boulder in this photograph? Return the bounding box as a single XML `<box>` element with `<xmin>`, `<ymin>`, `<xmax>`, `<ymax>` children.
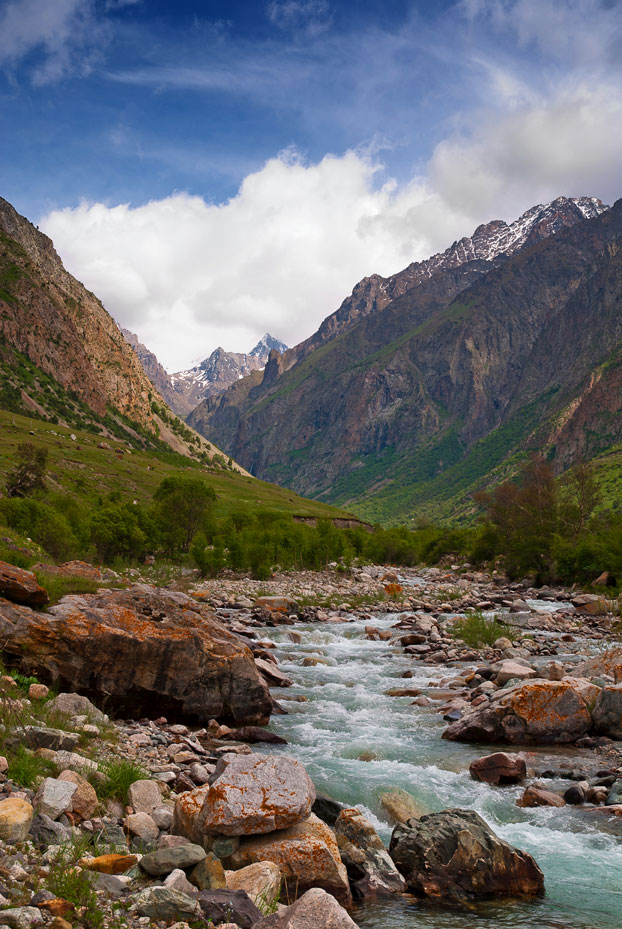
<box><xmin>469</xmin><ymin>752</ymin><xmax>526</xmax><ymax>786</ymax></box>
<box><xmin>255</xmin><ymin>658</ymin><xmax>294</xmax><ymax>688</ymax></box>
<box><xmin>125</xmin><ymin>811</ymin><xmax>158</xmax><ymax>842</ymax></box>
<box><xmin>592</xmin><ymin>685</ymin><xmax>622</xmax><ymax>739</ymax></box>
<box><xmin>47</xmin><ymin>692</ymin><xmax>107</xmax><ymax>722</ymax></box>
<box><xmin>255</xmin><ymin>597</ymin><xmax>298</xmax><ymax>614</ymax></box>
<box><xmin>175</xmin><ymin>754</ymin><xmax>315</xmax><ymax>838</ymax></box>
<box><xmin>0</xmin><ymin>797</ymin><xmax>33</xmax><ymax>843</ymax></box>
<box><xmin>228</xmin><ymin>813</ymin><xmax>352</xmax><ymax>908</ymax></box>
<box><xmin>0</xmin><ymin>562</ymin><xmax>48</xmax><ymax>606</ymax></box>
<box><xmin>389</xmin><ymin>808</ymin><xmax>544</xmax><ymax>901</ymax></box>
<box><xmin>24</xmin><ymin>726</ymin><xmax>79</xmax><ymax>752</ymax></box>
<box><xmin>57</xmin><ymin>770</ymin><xmax>98</xmax><ymax>820</ymax></box>
<box><xmin>334</xmin><ymin>807</ymin><xmax>406</xmax><ymax>898</ymax></box>
<box><xmin>493</xmin><ymin>660</ymin><xmax>536</xmax><ymax>687</ymax></box>
<box><xmin>516</xmin><ymin>786</ymin><xmax>565</xmax><ymax>808</ymax></box>
<box><xmin>574</xmin><ymin>647</ymin><xmax>622</xmax><ymax>683</ymax></box>
<box><xmin>379</xmin><ymin>789</ymin><xmax>425</xmax><ymax>824</ymax></box>
<box><xmin>78</xmin><ymin>854</ymin><xmax>138</xmax><ymax>874</ymax></box>
<box><xmin>133</xmin><ymin>886</ymin><xmax>201</xmax><ymax>921</ymax></box>
<box><xmin>139</xmin><ymin>844</ymin><xmax>206</xmax><ymax>876</ymax></box>
<box><xmin>164</xmin><ymin>868</ymin><xmax>198</xmax><ymax>896</ymax></box>
<box><xmin>253</xmin><ymin>888</ymin><xmax>359</xmax><ymax>929</ymax></box>
<box><xmin>198</xmin><ymin>889</ymin><xmax>262</xmax><ymax>929</ymax></box>
<box><xmin>0</xmin><ymin>585</ymin><xmax>272</xmax><ymax>724</ymax></box>
<box><xmin>0</xmin><ymin>907</ymin><xmax>44</xmax><ymax>929</ymax></box>
<box><xmin>225</xmin><ymin>861</ymin><xmax>282</xmax><ymax>910</ymax></box>
<box><xmin>443</xmin><ymin>679</ymin><xmax>593</xmax><ymax>744</ymax></box>
<box><xmin>127</xmin><ymin>779</ymin><xmax>162</xmax><ymax>814</ymax></box>
<box><xmin>33</xmin><ymin>778</ymin><xmax>77</xmax><ymax>821</ymax></box>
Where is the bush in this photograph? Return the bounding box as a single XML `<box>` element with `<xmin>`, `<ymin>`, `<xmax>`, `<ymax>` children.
<box><xmin>90</xmin><ymin>503</ymin><xmax>148</xmax><ymax>562</ymax></box>
<box><xmin>5</xmin><ymin>442</ymin><xmax>48</xmax><ymax>497</ymax></box>
<box><xmin>450</xmin><ymin>611</ymin><xmax>511</xmax><ymax>648</ymax></box>
<box><xmin>153</xmin><ymin>475</ymin><xmax>216</xmax><ymax>552</ymax></box>
<box><xmin>0</xmin><ymin>498</ymin><xmax>77</xmax><ymax>560</ymax></box>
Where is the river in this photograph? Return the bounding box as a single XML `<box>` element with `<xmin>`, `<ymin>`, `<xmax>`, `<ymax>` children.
<box><xmin>260</xmin><ymin>609</ymin><xmax>622</xmax><ymax>929</ymax></box>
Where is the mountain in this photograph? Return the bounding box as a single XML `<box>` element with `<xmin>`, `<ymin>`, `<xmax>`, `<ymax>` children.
<box><xmin>0</xmin><ymin>196</ymin><xmax>232</xmax><ymax>464</ymax></box>
<box><xmin>188</xmin><ymin>196</ymin><xmax>622</xmax><ymax>523</ymax></box>
<box><xmin>165</xmin><ymin>333</ymin><xmax>288</xmax><ymax>417</ymax></box>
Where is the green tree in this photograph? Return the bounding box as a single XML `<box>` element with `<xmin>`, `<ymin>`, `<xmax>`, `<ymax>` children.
<box><xmin>153</xmin><ymin>475</ymin><xmax>217</xmax><ymax>552</ymax></box>
<box><xmin>90</xmin><ymin>503</ymin><xmax>147</xmax><ymax>562</ymax></box>
<box><xmin>5</xmin><ymin>442</ymin><xmax>48</xmax><ymax>497</ymax></box>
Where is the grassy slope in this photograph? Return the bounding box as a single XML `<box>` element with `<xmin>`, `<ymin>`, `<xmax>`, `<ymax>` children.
<box><xmin>0</xmin><ymin>409</ymin><xmax>355</xmax><ymax>522</ymax></box>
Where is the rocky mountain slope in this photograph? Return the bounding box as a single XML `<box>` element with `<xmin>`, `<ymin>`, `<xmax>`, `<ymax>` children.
<box><xmin>0</xmin><ymin>197</ymin><xmax>228</xmax><ymax>462</ymax></box>
<box><xmin>189</xmin><ymin>196</ymin><xmax>622</xmax><ymax>523</ymax></box>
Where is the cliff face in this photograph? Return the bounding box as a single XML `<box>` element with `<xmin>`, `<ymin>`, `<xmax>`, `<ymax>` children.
<box><xmin>190</xmin><ymin>197</ymin><xmax>622</xmax><ymax>523</ymax></box>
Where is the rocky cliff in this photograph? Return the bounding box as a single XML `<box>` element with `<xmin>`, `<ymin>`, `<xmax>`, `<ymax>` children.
<box><xmin>190</xmin><ymin>197</ymin><xmax>622</xmax><ymax>523</ymax></box>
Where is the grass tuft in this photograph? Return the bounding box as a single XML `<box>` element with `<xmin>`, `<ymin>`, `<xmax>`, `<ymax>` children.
<box><xmin>449</xmin><ymin>610</ymin><xmax>511</xmax><ymax>648</ymax></box>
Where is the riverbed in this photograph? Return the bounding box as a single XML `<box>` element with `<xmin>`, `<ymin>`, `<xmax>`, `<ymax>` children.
<box><xmin>262</xmin><ymin>611</ymin><xmax>622</xmax><ymax>929</ymax></box>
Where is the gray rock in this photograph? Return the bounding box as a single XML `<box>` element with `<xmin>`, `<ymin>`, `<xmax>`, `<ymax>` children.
<box><xmin>593</xmin><ymin>685</ymin><xmax>622</xmax><ymax>739</ymax></box>
<box><xmin>334</xmin><ymin>807</ymin><xmax>405</xmax><ymax>898</ymax></box>
<box><xmin>92</xmin><ymin>872</ymin><xmax>131</xmax><ymax>897</ymax></box>
<box><xmin>0</xmin><ymin>909</ymin><xmax>44</xmax><ymax>929</ymax></box>
<box><xmin>134</xmin><ymin>886</ymin><xmax>201</xmax><ymax>921</ymax></box>
<box><xmin>253</xmin><ymin>888</ymin><xmax>359</xmax><ymax>929</ymax></box>
<box><xmin>125</xmin><ymin>812</ymin><xmax>159</xmax><ymax>842</ymax></box>
<box><xmin>197</xmin><ymin>889</ymin><xmax>261</xmax><ymax>929</ymax></box>
<box><xmin>33</xmin><ymin>778</ymin><xmax>77</xmax><ymax>821</ymax></box>
<box><xmin>606</xmin><ymin>781</ymin><xmax>622</xmax><ymax>805</ymax></box>
<box><xmin>139</xmin><ymin>844</ymin><xmax>206</xmax><ymax>876</ymax></box>
<box><xmin>24</xmin><ymin>727</ymin><xmax>79</xmax><ymax>752</ymax></box>
<box><xmin>127</xmin><ymin>779</ymin><xmax>162</xmax><ymax>815</ymax></box>
<box><xmin>29</xmin><ymin>813</ymin><xmax>71</xmax><ymax>847</ymax></box>
<box><xmin>163</xmin><ymin>869</ymin><xmax>198</xmax><ymax>896</ymax></box>
<box><xmin>48</xmin><ymin>692</ymin><xmax>108</xmax><ymax>723</ymax></box>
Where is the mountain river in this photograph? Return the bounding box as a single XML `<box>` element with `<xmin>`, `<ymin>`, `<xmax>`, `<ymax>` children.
<box><xmin>259</xmin><ymin>598</ymin><xmax>622</xmax><ymax>929</ymax></box>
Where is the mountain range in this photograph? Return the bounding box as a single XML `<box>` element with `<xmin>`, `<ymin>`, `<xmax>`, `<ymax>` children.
<box><xmin>185</xmin><ymin>195</ymin><xmax>622</xmax><ymax>523</ymax></box>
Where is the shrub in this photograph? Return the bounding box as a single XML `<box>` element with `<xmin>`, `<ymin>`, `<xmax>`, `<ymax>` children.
<box><xmin>449</xmin><ymin>611</ymin><xmax>511</xmax><ymax>648</ymax></box>
<box><xmin>5</xmin><ymin>442</ymin><xmax>48</xmax><ymax>497</ymax></box>
<box><xmin>90</xmin><ymin>503</ymin><xmax>147</xmax><ymax>562</ymax></box>
<box><xmin>153</xmin><ymin>475</ymin><xmax>216</xmax><ymax>552</ymax></box>
<box><xmin>0</xmin><ymin>498</ymin><xmax>77</xmax><ymax>560</ymax></box>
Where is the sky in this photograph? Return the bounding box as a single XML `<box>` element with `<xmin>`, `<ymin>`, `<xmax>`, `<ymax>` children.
<box><xmin>1</xmin><ymin>0</ymin><xmax>621</xmax><ymax>371</ymax></box>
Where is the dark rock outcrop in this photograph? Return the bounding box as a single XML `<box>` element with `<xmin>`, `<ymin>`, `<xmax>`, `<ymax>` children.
<box><xmin>389</xmin><ymin>809</ymin><xmax>544</xmax><ymax>901</ymax></box>
<box><xmin>0</xmin><ymin>561</ymin><xmax>48</xmax><ymax>606</ymax></box>
<box><xmin>0</xmin><ymin>585</ymin><xmax>272</xmax><ymax>724</ymax></box>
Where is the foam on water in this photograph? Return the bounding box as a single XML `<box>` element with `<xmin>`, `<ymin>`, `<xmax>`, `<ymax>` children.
<box><xmin>262</xmin><ymin>613</ymin><xmax>622</xmax><ymax>929</ymax></box>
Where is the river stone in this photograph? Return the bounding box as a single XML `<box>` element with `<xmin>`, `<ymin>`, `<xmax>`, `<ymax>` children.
<box><xmin>253</xmin><ymin>888</ymin><xmax>359</xmax><ymax>929</ymax></box>
<box><xmin>575</xmin><ymin>647</ymin><xmax>622</xmax><ymax>683</ymax></box>
<box><xmin>24</xmin><ymin>726</ymin><xmax>79</xmax><ymax>752</ymax></box>
<box><xmin>334</xmin><ymin>807</ymin><xmax>406</xmax><ymax>898</ymax></box>
<box><xmin>0</xmin><ymin>561</ymin><xmax>48</xmax><ymax>606</ymax></box>
<box><xmin>469</xmin><ymin>752</ymin><xmax>527</xmax><ymax>785</ymax></box>
<box><xmin>592</xmin><ymin>685</ymin><xmax>622</xmax><ymax>739</ymax></box>
<box><xmin>198</xmin><ymin>889</ymin><xmax>262</xmax><ymax>929</ymax></box>
<box><xmin>493</xmin><ymin>660</ymin><xmax>537</xmax><ymax>687</ymax></box>
<box><xmin>189</xmin><ymin>853</ymin><xmax>227</xmax><ymax>890</ymax></box>
<box><xmin>227</xmin><ymin>813</ymin><xmax>352</xmax><ymax>908</ymax></box>
<box><xmin>0</xmin><ymin>798</ymin><xmax>33</xmax><ymax>843</ymax></box>
<box><xmin>516</xmin><ymin>786</ymin><xmax>565</xmax><ymax>807</ymax></box>
<box><xmin>127</xmin><ymin>779</ymin><xmax>162</xmax><ymax>814</ymax></box>
<box><xmin>133</xmin><ymin>886</ymin><xmax>201</xmax><ymax>921</ymax></box>
<box><xmin>0</xmin><ymin>586</ymin><xmax>272</xmax><ymax>725</ymax></box>
<box><xmin>164</xmin><ymin>869</ymin><xmax>198</xmax><ymax>896</ymax></box>
<box><xmin>443</xmin><ymin>679</ymin><xmax>593</xmax><ymax>744</ymax></box>
<box><xmin>389</xmin><ymin>808</ymin><xmax>544</xmax><ymax>901</ymax></box>
<box><xmin>190</xmin><ymin>753</ymin><xmax>315</xmax><ymax>836</ymax></box>
<box><xmin>225</xmin><ymin>861</ymin><xmax>282</xmax><ymax>909</ymax></box>
<box><xmin>379</xmin><ymin>788</ymin><xmax>425</xmax><ymax>824</ymax></box>
<box><xmin>139</xmin><ymin>843</ymin><xmax>206</xmax><ymax>876</ymax></box>
<box><xmin>30</xmin><ymin>813</ymin><xmax>71</xmax><ymax>847</ymax></box>
<box><xmin>33</xmin><ymin>778</ymin><xmax>77</xmax><ymax>821</ymax></box>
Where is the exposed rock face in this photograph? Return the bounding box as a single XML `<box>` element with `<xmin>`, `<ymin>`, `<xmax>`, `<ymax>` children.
<box><xmin>0</xmin><ymin>561</ymin><xmax>48</xmax><ymax>607</ymax></box>
<box><xmin>0</xmin><ymin>586</ymin><xmax>272</xmax><ymax>724</ymax></box>
<box><xmin>192</xmin><ymin>197</ymin><xmax>622</xmax><ymax>524</ymax></box>
<box><xmin>334</xmin><ymin>807</ymin><xmax>406</xmax><ymax>898</ymax></box>
<box><xmin>592</xmin><ymin>685</ymin><xmax>622</xmax><ymax>739</ymax></box>
<box><xmin>575</xmin><ymin>647</ymin><xmax>622</xmax><ymax>683</ymax></box>
<box><xmin>254</xmin><ymin>888</ymin><xmax>359</xmax><ymax>929</ymax></box>
<box><xmin>389</xmin><ymin>809</ymin><xmax>544</xmax><ymax>901</ymax></box>
<box><xmin>228</xmin><ymin>813</ymin><xmax>352</xmax><ymax>908</ymax></box>
<box><xmin>443</xmin><ymin>679</ymin><xmax>594</xmax><ymax>744</ymax></box>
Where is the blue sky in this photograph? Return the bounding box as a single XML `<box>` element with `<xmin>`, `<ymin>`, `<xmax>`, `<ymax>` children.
<box><xmin>1</xmin><ymin>0</ymin><xmax>621</xmax><ymax>368</ymax></box>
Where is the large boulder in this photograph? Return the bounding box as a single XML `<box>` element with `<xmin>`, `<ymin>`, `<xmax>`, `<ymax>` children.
<box><xmin>592</xmin><ymin>685</ymin><xmax>622</xmax><ymax>739</ymax></box>
<box><xmin>254</xmin><ymin>888</ymin><xmax>359</xmax><ymax>929</ymax></box>
<box><xmin>174</xmin><ymin>754</ymin><xmax>315</xmax><ymax>839</ymax></box>
<box><xmin>227</xmin><ymin>813</ymin><xmax>352</xmax><ymax>908</ymax></box>
<box><xmin>334</xmin><ymin>807</ymin><xmax>405</xmax><ymax>898</ymax></box>
<box><xmin>0</xmin><ymin>798</ymin><xmax>33</xmax><ymax>843</ymax></box>
<box><xmin>389</xmin><ymin>809</ymin><xmax>544</xmax><ymax>901</ymax></box>
<box><xmin>575</xmin><ymin>647</ymin><xmax>622</xmax><ymax>683</ymax></box>
<box><xmin>0</xmin><ymin>562</ymin><xmax>48</xmax><ymax>606</ymax></box>
<box><xmin>443</xmin><ymin>679</ymin><xmax>593</xmax><ymax>744</ymax></box>
<box><xmin>0</xmin><ymin>585</ymin><xmax>272</xmax><ymax>724</ymax></box>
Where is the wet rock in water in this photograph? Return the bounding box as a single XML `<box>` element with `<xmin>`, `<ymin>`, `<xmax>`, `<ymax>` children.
<box><xmin>225</xmin><ymin>861</ymin><xmax>282</xmax><ymax>909</ymax></box>
<box><xmin>255</xmin><ymin>596</ymin><xmax>298</xmax><ymax>614</ymax></box>
<box><xmin>0</xmin><ymin>561</ymin><xmax>48</xmax><ymax>606</ymax></box>
<box><xmin>592</xmin><ymin>685</ymin><xmax>622</xmax><ymax>739</ymax></box>
<box><xmin>389</xmin><ymin>808</ymin><xmax>544</xmax><ymax>901</ymax></box>
<box><xmin>312</xmin><ymin>795</ymin><xmax>345</xmax><ymax>826</ymax></box>
<box><xmin>443</xmin><ymin>679</ymin><xmax>593</xmax><ymax>744</ymax></box>
<box><xmin>133</xmin><ymin>886</ymin><xmax>201</xmax><ymax>921</ymax></box>
<box><xmin>564</xmin><ymin>784</ymin><xmax>586</xmax><ymax>805</ymax></box>
<box><xmin>175</xmin><ymin>753</ymin><xmax>315</xmax><ymax>838</ymax></box>
<box><xmin>0</xmin><ymin>798</ymin><xmax>33</xmax><ymax>844</ymax></box>
<box><xmin>379</xmin><ymin>788</ymin><xmax>425</xmax><ymax>824</ymax></box>
<box><xmin>227</xmin><ymin>813</ymin><xmax>352</xmax><ymax>908</ymax></box>
<box><xmin>223</xmin><ymin>726</ymin><xmax>288</xmax><ymax>745</ymax></box>
<box><xmin>255</xmin><ymin>658</ymin><xmax>294</xmax><ymax>688</ymax></box>
<box><xmin>253</xmin><ymin>887</ymin><xmax>359</xmax><ymax>929</ymax></box>
<box><xmin>469</xmin><ymin>752</ymin><xmax>527</xmax><ymax>786</ymax></box>
<box><xmin>492</xmin><ymin>659</ymin><xmax>537</xmax><ymax>687</ymax></box>
<box><xmin>516</xmin><ymin>786</ymin><xmax>565</xmax><ymax>807</ymax></box>
<box><xmin>334</xmin><ymin>807</ymin><xmax>406</xmax><ymax>898</ymax></box>
<box><xmin>0</xmin><ymin>585</ymin><xmax>272</xmax><ymax>724</ymax></box>
<box><xmin>198</xmin><ymin>889</ymin><xmax>262</xmax><ymax>928</ymax></box>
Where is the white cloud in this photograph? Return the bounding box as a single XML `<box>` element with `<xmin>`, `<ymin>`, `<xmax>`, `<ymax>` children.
<box><xmin>266</xmin><ymin>1</ymin><xmax>333</xmax><ymax>37</ymax></box>
<box><xmin>0</xmin><ymin>0</ymin><xmax>105</xmax><ymax>84</ymax></box>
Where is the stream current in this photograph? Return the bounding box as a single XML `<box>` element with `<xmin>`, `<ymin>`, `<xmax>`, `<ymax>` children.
<box><xmin>260</xmin><ymin>609</ymin><xmax>622</xmax><ymax>929</ymax></box>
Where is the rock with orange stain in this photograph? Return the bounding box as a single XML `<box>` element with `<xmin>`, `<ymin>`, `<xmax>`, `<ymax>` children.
<box><xmin>78</xmin><ymin>853</ymin><xmax>138</xmax><ymax>874</ymax></box>
<box><xmin>38</xmin><ymin>900</ymin><xmax>75</xmax><ymax>918</ymax></box>
<box><xmin>228</xmin><ymin>813</ymin><xmax>352</xmax><ymax>908</ymax></box>
<box><xmin>0</xmin><ymin>561</ymin><xmax>48</xmax><ymax>606</ymax></box>
<box><xmin>443</xmin><ymin>678</ymin><xmax>594</xmax><ymax>744</ymax></box>
<box><xmin>0</xmin><ymin>585</ymin><xmax>272</xmax><ymax>724</ymax></box>
<box><xmin>575</xmin><ymin>646</ymin><xmax>622</xmax><ymax>683</ymax></box>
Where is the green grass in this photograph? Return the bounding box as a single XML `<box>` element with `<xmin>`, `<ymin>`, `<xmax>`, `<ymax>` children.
<box><xmin>33</xmin><ymin>571</ymin><xmax>111</xmax><ymax>605</ymax></box>
<box><xmin>98</xmin><ymin>759</ymin><xmax>148</xmax><ymax>802</ymax></box>
<box><xmin>449</xmin><ymin>611</ymin><xmax>511</xmax><ymax>648</ymax></box>
<box><xmin>6</xmin><ymin>744</ymin><xmax>58</xmax><ymax>788</ymax></box>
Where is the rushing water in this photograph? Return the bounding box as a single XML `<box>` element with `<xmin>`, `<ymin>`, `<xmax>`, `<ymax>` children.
<box><xmin>260</xmin><ymin>611</ymin><xmax>622</xmax><ymax>929</ymax></box>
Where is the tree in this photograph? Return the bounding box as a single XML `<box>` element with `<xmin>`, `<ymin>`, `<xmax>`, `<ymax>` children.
<box><xmin>153</xmin><ymin>475</ymin><xmax>217</xmax><ymax>552</ymax></box>
<box><xmin>6</xmin><ymin>443</ymin><xmax>48</xmax><ymax>498</ymax></box>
